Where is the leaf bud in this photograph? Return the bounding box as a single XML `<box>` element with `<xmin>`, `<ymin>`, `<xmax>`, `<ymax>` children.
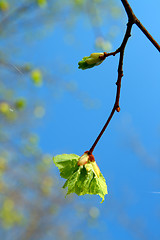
<box><xmin>78</xmin><ymin>52</ymin><xmax>106</xmax><ymax>70</ymax></box>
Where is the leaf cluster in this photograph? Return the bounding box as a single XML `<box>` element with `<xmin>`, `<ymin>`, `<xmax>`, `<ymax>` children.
<box><xmin>53</xmin><ymin>154</ymin><xmax>108</xmax><ymax>202</ymax></box>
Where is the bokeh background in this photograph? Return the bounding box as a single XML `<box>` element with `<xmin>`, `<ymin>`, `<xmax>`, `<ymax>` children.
<box><xmin>0</xmin><ymin>0</ymin><xmax>160</xmax><ymax>239</ymax></box>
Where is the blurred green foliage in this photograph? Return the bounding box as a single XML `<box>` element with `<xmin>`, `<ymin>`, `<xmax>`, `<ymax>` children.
<box><xmin>0</xmin><ymin>0</ymin><xmax>9</xmax><ymax>12</ymax></box>
<box><xmin>0</xmin><ymin>0</ymin><xmax>122</xmax><ymax>239</ymax></box>
<box><xmin>15</xmin><ymin>98</ymin><xmax>26</xmax><ymax>110</ymax></box>
<box><xmin>37</xmin><ymin>0</ymin><xmax>47</xmax><ymax>8</ymax></box>
<box><xmin>31</xmin><ymin>69</ymin><xmax>43</xmax><ymax>87</ymax></box>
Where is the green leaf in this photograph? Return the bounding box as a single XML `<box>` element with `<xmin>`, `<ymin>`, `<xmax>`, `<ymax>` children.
<box><xmin>53</xmin><ymin>154</ymin><xmax>108</xmax><ymax>202</ymax></box>
<box><xmin>89</xmin><ymin>173</ymin><xmax>108</xmax><ymax>203</ymax></box>
<box><xmin>53</xmin><ymin>154</ymin><xmax>79</xmax><ymax>179</ymax></box>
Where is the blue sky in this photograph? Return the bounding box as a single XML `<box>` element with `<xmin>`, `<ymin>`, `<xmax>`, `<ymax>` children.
<box><xmin>16</xmin><ymin>0</ymin><xmax>160</xmax><ymax>239</ymax></box>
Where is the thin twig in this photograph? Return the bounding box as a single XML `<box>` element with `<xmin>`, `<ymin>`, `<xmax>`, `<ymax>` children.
<box><xmin>135</xmin><ymin>19</ymin><xmax>160</xmax><ymax>52</ymax></box>
<box><xmin>89</xmin><ymin>20</ymin><xmax>133</xmax><ymax>154</ymax></box>
<box><xmin>88</xmin><ymin>0</ymin><xmax>160</xmax><ymax>154</ymax></box>
<box><xmin>121</xmin><ymin>0</ymin><xmax>160</xmax><ymax>52</ymax></box>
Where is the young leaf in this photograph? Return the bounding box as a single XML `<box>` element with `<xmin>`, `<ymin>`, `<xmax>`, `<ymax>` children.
<box><xmin>53</xmin><ymin>154</ymin><xmax>108</xmax><ymax>202</ymax></box>
<box><xmin>53</xmin><ymin>154</ymin><xmax>79</xmax><ymax>179</ymax></box>
<box><xmin>78</xmin><ymin>52</ymin><xmax>106</xmax><ymax>70</ymax></box>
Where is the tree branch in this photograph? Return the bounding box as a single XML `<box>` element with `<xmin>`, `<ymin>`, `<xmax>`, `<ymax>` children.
<box><xmin>135</xmin><ymin>19</ymin><xmax>160</xmax><ymax>52</ymax></box>
<box><xmin>121</xmin><ymin>0</ymin><xmax>135</xmax><ymax>20</ymax></box>
<box><xmin>121</xmin><ymin>0</ymin><xmax>160</xmax><ymax>52</ymax></box>
<box><xmin>89</xmin><ymin>21</ymin><xmax>133</xmax><ymax>154</ymax></box>
<box><xmin>88</xmin><ymin>0</ymin><xmax>160</xmax><ymax>154</ymax></box>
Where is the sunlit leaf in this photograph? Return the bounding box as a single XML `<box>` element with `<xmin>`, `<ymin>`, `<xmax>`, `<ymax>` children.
<box><xmin>53</xmin><ymin>154</ymin><xmax>108</xmax><ymax>202</ymax></box>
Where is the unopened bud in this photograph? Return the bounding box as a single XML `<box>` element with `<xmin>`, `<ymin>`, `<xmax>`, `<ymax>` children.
<box><xmin>78</xmin><ymin>52</ymin><xmax>106</xmax><ymax>70</ymax></box>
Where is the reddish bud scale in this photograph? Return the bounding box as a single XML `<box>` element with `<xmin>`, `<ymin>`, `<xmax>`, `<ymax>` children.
<box><xmin>88</xmin><ymin>154</ymin><xmax>95</xmax><ymax>162</ymax></box>
<box><xmin>78</xmin><ymin>151</ymin><xmax>101</xmax><ymax>177</ymax></box>
<box><xmin>99</xmin><ymin>52</ymin><xmax>107</xmax><ymax>60</ymax></box>
<box><xmin>84</xmin><ymin>151</ymin><xmax>95</xmax><ymax>162</ymax></box>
